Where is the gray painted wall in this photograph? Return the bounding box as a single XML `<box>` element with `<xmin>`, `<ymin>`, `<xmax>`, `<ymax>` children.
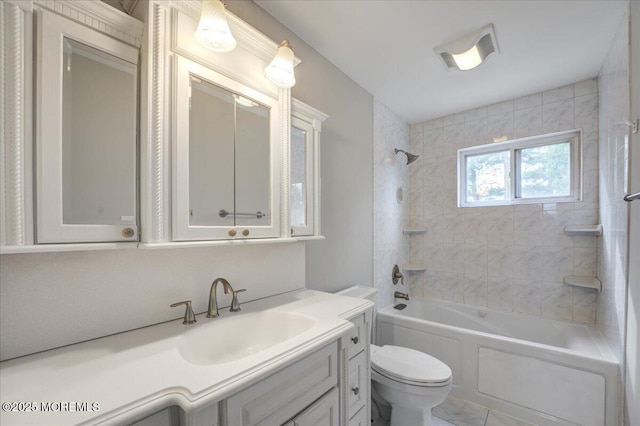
<box><xmin>227</xmin><ymin>1</ymin><xmax>374</xmax><ymax>294</ymax></box>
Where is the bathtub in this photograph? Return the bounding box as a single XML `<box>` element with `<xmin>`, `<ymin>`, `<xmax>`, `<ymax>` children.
<box><xmin>376</xmin><ymin>298</ymin><xmax>620</xmax><ymax>426</ymax></box>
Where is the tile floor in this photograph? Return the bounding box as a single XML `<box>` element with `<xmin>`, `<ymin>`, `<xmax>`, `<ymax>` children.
<box><xmin>372</xmin><ymin>394</ymin><xmax>535</xmax><ymax>426</ymax></box>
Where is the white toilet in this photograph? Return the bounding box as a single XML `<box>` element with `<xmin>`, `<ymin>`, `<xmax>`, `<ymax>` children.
<box><xmin>371</xmin><ymin>344</ymin><xmax>452</xmax><ymax>426</ymax></box>
<box><xmin>337</xmin><ymin>286</ymin><xmax>452</xmax><ymax>426</ymax></box>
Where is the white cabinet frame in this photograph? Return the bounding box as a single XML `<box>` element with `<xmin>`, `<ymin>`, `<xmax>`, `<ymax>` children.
<box><xmin>35</xmin><ymin>8</ymin><xmax>139</xmax><ymax>243</ymax></box>
<box><xmin>172</xmin><ymin>56</ymin><xmax>282</xmax><ymax>241</ymax></box>
<box><xmin>140</xmin><ymin>1</ymin><xmax>299</xmax><ymax>246</ymax></box>
<box><xmin>291</xmin><ymin>99</ymin><xmax>327</xmax><ymax>237</ymax></box>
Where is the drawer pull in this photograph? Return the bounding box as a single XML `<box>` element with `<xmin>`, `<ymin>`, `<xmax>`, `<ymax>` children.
<box><xmin>351</xmin><ymin>386</ymin><xmax>359</xmax><ymax>395</ymax></box>
<box><xmin>351</xmin><ymin>336</ymin><xmax>359</xmax><ymax>344</ymax></box>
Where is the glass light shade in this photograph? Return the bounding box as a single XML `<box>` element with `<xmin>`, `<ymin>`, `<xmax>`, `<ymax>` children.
<box><xmin>194</xmin><ymin>0</ymin><xmax>236</xmax><ymax>53</ymax></box>
<box><xmin>264</xmin><ymin>40</ymin><xmax>296</xmax><ymax>88</ymax></box>
<box><xmin>452</xmin><ymin>45</ymin><xmax>483</xmax><ymax>71</ymax></box>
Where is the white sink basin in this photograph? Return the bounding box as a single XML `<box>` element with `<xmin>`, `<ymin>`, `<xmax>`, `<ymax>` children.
<box><xmin>177</xmin><ymin>311</ymin><xmax>317</xmax><ymax>365</ymax></box>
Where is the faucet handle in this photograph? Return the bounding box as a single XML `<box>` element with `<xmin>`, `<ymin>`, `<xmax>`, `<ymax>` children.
<box><xmin>392</xmin><ymin>264</ymin><xmax>404</xmax><ymax>286</ymax></box>
<box><xmin>171</xmin><ymin>300</ymin><xmax>197</xmax><ymax>325</ymax></box>
<box><xmin>230</xmin><ymin>289</ymin><xmax>246</xmax><ymax>312</ymax></box>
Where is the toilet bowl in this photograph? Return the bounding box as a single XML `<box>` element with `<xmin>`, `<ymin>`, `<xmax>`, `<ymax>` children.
<box><xmin>336</xmin><ymin>286</ymin><xmax>452</xmax><ymax>426</ymax></box>
<box><xmin>371</xmin><ymin>344</ymin><xmax>451</xmax><ymax>426</ymax></box>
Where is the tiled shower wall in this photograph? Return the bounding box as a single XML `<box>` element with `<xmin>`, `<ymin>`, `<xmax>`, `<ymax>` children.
<box><xmin>373</xmin><ymin>99</ymin><xmax>410</xmax><ymax>309</ymax></box>
<box><xmin>597</xmin><ymin>8</ymin><xmax>629</xmax><ymax>366</ymax></box>
<box><xmin>408</xmin><ymin>79</ymin><xmax>600</xmax><ymax>323</ymax></box>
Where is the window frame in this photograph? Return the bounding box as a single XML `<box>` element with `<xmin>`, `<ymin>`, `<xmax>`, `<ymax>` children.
<box><xmin>457</xmin><ymin>129</ymin><xmax>582</xmax><ymax>207</ymax></box>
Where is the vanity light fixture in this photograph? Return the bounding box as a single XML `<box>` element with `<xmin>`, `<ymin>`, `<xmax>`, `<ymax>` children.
<box><xmin>264</xmin><ymin>40</ymin><xmax>296</xmax><ymax>88</ymax></box>
<box><xmin>434</xmin><ymin>24</ymin><xmax>498</xmax><ymax>71</ymax></box>
<box><xmin>194</xmin><ymin>0</ymin><xmax>237</xmax><ymax>53</ymax></box>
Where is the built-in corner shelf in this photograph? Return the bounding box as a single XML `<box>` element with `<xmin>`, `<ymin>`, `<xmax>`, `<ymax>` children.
<box><xmin>563</xmin><ymin>224</ymin><xmax>603</xmax><ymax>236</ymax></box>
<box><xmin>403</xmin><ymin>228</ymin><xmax>427</xmax><ymax>235</ymax></box>
<box><xmin>564</xmin><ymin>276</ymin><xmax>602</xmax><ymax>292</ymax></box>
<box><xmin>403</xmin><ymin>264</ymin><xmax>426</xmax><ymax>272</ymax></box>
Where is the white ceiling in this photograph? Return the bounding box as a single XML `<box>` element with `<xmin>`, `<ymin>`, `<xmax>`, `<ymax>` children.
<box><xmin>255</xmin><ymin>0</ymin><xmax>629</xmax><ymax>124</ymax></box>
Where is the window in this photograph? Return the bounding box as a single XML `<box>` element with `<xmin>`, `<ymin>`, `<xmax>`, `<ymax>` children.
<box><xmin>458</xmin><ymin>130</ymin><xmax>581</xmax><ymax>207</ymax></box>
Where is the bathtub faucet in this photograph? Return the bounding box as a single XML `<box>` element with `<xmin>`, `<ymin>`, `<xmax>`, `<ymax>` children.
<box><xmin>394</xmin><ymin>291</ymin><xmax>410</xmax><ymax>301</ymax></box>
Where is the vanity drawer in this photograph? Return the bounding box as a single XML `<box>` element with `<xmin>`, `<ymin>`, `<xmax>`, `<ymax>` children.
<box><xmin>347</xmin><ymin>350</ymin><xmax>367</xmax><ymax>418</ymax></box>
<box><xmin>348</xmin><ymin>406</ymin><xmax>367</xmax><ymax>426</ymax></box>
<box><xmin>348</xmin><ymin>315</ymin><xmax>366</xmax><ymax>358</ymax></box>
<box><xmin>225</xmin><ymin>341</ymin><xmax>338</xmax><ymax>426</ymax></box>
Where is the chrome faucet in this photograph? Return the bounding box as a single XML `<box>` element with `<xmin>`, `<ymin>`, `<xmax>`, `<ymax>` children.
<box><xmin>394</xmin><ymin>291</ymin><xmax>410</xmax><ymax>301</ymax></box>
<box><xmin>207</xmin><ymin>277</ymin><xmax>233</xmax><ymax>318</ymax></box>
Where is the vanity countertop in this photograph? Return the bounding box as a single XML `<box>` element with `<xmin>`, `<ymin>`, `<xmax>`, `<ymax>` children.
<box><xmin>0</xmin><ymin>289</ymin><xmax>373</xmax><ymax>426</ymax></box>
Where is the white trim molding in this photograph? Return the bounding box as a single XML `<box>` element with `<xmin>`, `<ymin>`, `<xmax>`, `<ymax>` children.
<box><xmin>33</xmin><ymin>0</ymin><xmax>144</xmax><ymax>47</ymax></box>
<box><xmin>151</xmin><ymin>2</ymin><xmax>167</xmax><ymax>242</ymax></box>
<box><xmin>1</xmin><ymin>1</ymin><xmax>26</xmax><ymax>246</ymax></box>
<box><xmin>139</xmin><ymin>1</ymin><xmax>170</xmax><ymax>244</ymax></box>
<box><xmin>281</xmin><ymin>88</ymin><xmax>291</xmax><ymax>238</ymax></box>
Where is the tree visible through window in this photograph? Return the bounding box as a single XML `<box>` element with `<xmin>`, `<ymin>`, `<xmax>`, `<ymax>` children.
<box><xmin>519</xmin><ymin>142</ymin><xmax>571</xmax><ymax>198</ymax></box>
<box><xmin>466</xmin><ymin>150</ymin><xmax>509</xmax><ymax>202</ymax></box>
<box><xmin>458</xmin><ymin>130</ymin><xmax>580</xmax><ymax>207</ymax></box>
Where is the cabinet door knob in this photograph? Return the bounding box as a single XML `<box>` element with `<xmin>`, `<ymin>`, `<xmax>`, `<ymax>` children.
<box><xmin>351</xmin><ymin>387</ymin><xmax>359</xmax><ymax>395</ymax></box>
<box><xmin>122</xmin><ymin>227</ymin><xmax>135</xmax><ymax>238</ymax></box>
<box><xmin>228</xmin><ymin>229</ymin><xmax>237</xmax><ymax>237</ymax></box>
<box><xmin>351</xmin><ymin>336</ymin><xmax>359</xmax><ymax>344</ymax></box>
<box><xmin>242</xmin><ymin>229</ymin><xmax>250</xmax><ymax>236</ymax></box>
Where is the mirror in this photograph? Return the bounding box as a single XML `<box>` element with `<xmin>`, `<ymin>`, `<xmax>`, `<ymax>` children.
<box><xmin>61</xmin><ymin>38</ymin><xmax>137</xmax><ymax>226</ymax></box>
<box><xmin>36</xmin><ymin>8</ymin><xmax>140</xmax><ymax>243</ymax></box>
<box><xmin>290</xmin><ymin>99</ymin><xmax>327</xmax><ymax>237</ymax></box>
<box><xmin>290</xmin><ymin>126</ymin><xmax>308</xmax><ymax>228</ymax></box>
<box><xmin>174</xmin><ymin>56</ymin><xmax>282</xmax><ymax>241</ymax></box>
<box><xmin>187</xmin><ymin>75</ymin><xmax>270</xmax><ymax>228</ymax></box>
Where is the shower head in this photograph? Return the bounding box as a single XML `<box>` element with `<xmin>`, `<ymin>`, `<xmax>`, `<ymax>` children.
<box><xmin>394</xmin><ymin>148</ymin><xmax>419</xmax><ymax>165</ymax></box>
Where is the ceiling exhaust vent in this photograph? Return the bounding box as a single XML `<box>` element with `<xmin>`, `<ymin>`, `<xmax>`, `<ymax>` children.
<box><xmin>434</xmin><ymin>24</ymin><xmax>499</xmax><ymax>71</ymax></box>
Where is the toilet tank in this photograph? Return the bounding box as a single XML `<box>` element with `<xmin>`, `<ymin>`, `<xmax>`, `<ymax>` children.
<box><xmin>336</xmin><ymin>286</ymin><xmax>378</xmax><ymax>344</ymax></box>
<box><xmin>336</xmin><ymin>285</ymin><xmax>377</xmax><ymax>302</ymax></box>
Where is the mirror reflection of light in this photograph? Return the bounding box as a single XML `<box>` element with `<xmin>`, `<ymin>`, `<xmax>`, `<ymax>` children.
<box><xmin>234</xmin><ymin>95</ymin><xmax>259</xmax><ymax>108</ymax></box>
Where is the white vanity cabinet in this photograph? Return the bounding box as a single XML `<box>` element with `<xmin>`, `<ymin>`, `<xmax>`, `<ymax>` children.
<box><xmin>283</xmin><ymin>388</ymin><xmax>340</xmax><ymax>426</ymax></box>
<box><xmin>344</xmin><ymin>313</ymin><xmax>372</xmax><ymax>425</ymax></box>
<box><xmin>176</xmin><ymin>305</ymin><xmax>372</xmax><ymax>426</ymax></box>
<box><xmin>224</xmin><ymin>341</ymin><xmax>339</xmax><ymax>426</ymax></box>
<box><xmin>131</xmin><ymin>407</ymin><xmax>180</xmax><ymax>426</ymax></box>
<box><xmin>179</xmin><ymin>341</ymin><xmax>340</xmax><ymax>426</ymax></box>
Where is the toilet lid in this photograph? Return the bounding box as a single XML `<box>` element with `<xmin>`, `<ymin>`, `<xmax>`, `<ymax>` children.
<box><xmin>371</xmin><ymin>345</ymin><xmax>452</xmax><ymax>385</ymax></box>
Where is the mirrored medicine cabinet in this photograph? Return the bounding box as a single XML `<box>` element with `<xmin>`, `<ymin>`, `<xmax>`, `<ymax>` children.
<box><xmin>290</xmin><ymin>99</ymin><xmax>327</xmax><ymax>237</ymax></box>
<box><xmin>0</xmin><ymin>0</ymin><xmax>328</xmax><ymax>252</ymax></box>
<box><xmin>173</xmin><ymin>56</ymin><xmax>282</xmax><ymax>241</ymax></box>
<box><xmin>35</xmin><ymin>8</ymin><xmax>139</xmax><ymax>244</ymax></box>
